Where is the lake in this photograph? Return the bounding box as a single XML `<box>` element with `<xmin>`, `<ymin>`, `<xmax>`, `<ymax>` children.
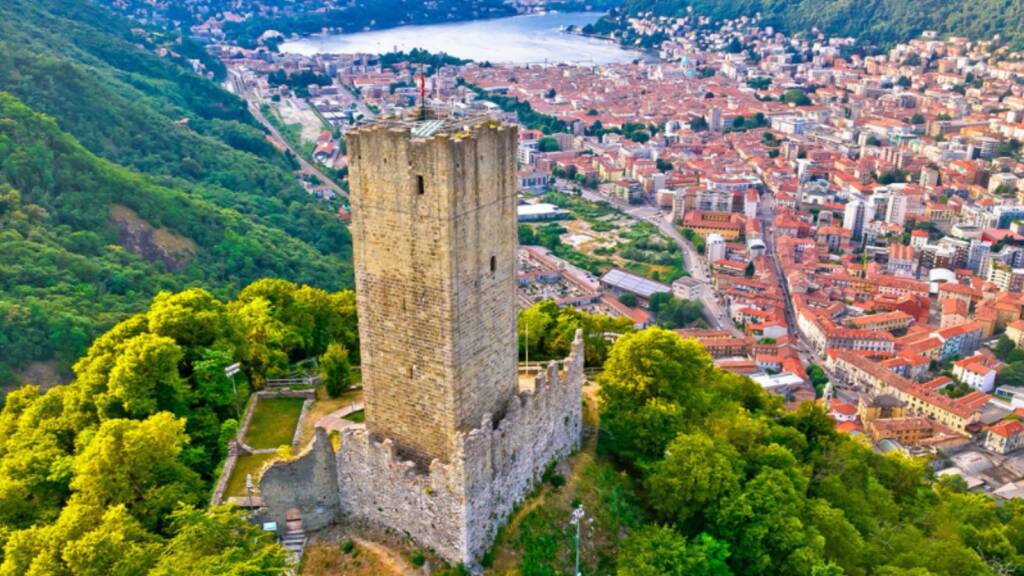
<box><xmin>280</xmin><ymin>12</ymin><xmax>641</xmax><ymax>65</ymax></box>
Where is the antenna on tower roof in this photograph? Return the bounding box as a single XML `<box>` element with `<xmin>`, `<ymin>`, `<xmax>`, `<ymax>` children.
<box><xmin>419</xmin><ymin>58</ymin><xmax>427</xmax><ymax>121</ymax></box>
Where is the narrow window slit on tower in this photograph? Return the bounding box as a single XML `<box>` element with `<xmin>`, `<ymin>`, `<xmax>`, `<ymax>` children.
<box><xmin>490</xmin><ymin>255</ymin><xmax>496</xmax><ymax>273</ymax></box>
<box><xmin>416</xmin><ymin>175</ymin><xmax>425</xmax><ymax>195</ymax></box>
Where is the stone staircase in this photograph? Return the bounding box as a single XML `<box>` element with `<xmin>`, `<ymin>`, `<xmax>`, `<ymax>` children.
<box><xmin>281</xmin><ymin>527</ymin><xmax>307</xmax><ymax>566</ymax></box>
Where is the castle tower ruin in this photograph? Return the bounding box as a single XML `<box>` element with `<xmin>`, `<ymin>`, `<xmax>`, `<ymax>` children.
<box><xmin>347</xmin><ymin>117</ymin><xmax>519</xmax><ymax>465</ymax></box>
<box><xmin>258</xmin><ymin>115</ymin><xmax>584</xmax><ymax>565</ymax></box>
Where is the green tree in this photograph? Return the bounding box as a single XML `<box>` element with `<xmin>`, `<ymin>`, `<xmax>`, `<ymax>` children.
<box><xmin>745</xmin><ymin>261</ymin><xmax>756</xmax><ymax>277</ymax></box>
<box><xmin>99</xmin><ymin>334</ymin><xmax>187</xmax><ymax>419</ymax></box>
<box><xmin>320</xmin><ymin>343</ymin><xmax>352</xmax><ymax>398</ymax></box>
<box><xmin>538</xmin><ymin>136</ymin><xmax>560</xmax><ymax>152</ymax></box>
<box><xmin>519</xmin><ymin>302</ymin><xmax>555</xmax><ymax>361</ymax></box>
<box><xmin>645</xmin><ymin>433</ymin><xmax>741</xmax><ymax>528</ymax></box>
<box><xmin>69</xmin><ymin>413</ymin><xmax>203</xmax><ymax>533</ymax></box>
<box><xmin>748</xmin><ymin>77</ymin><xmax>771</xmax><ymax>90</ymax></box>
<box><xmin>149</xmin><ymin>506</ymin><xmax>289</xmax><ymax>575</ymax></box>
<box><xmin>60</xmin><ymin>505</ymin><xmax>162</xmax><ymax>576</ymax></box>
<box><xmin>712</xmin><ymin>468</ymin><xmax>821</xmax><ymax>575</ymax></box>
<box><xmin>618</xmin><ymin>526</ymin><xmax>733</xmax><ymax>576</ymax></box>
<box><xmin>228</xmin><ymin>297</ymin><xmax>289</xmax><ymax>389</ymax></box>
<box><xmin>998</xmin><ymin>362</ymin><xmax>1024</xmax><ymax>388</ymax></box>
<box><xmin>782</xmin><ymin>89</ymin><xmax>812</xmax><ymax>106</ymax></box>
<box><xmin>193</xmin><ymin>348</ymin><xmax>246</xmax><ymax>418</ymax></box>
<box><xmin>599</xmin><ymin>328</ymin><xmax>715</xmax><ymax>465</ymax></box>
<box><xmin>994</xmin><ymin>335</ymin><xmax>1016</xmax><ymax>361</ymax></box>
<box><xmin>807</xmin><ymin>364</ymin><xmax>829</xmax><ymax>397</ymax></box>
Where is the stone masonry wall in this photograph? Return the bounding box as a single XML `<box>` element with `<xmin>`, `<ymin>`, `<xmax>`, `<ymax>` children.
<box><xmin>257</xmin><ymin>332</ymin><xmax>584</xmax><ymax>565</ymax></box>
<box><xmin>259</xmin><ymin>428</ymin><xmax>340</xmax><ymax>531</ymax></box>
<box><xmin>461</xmin><ymin>331</ymin><xmax>585</xmax><ymax>560</ymax></box>
<box><xmin>347</xmin><ymin>120</ymin><xmax>519</xmax><ymax>466</ymax></box>
<box><xmin>338</xmin><ymin>332</ymin><xmax>583</xmax><ymax>564</ymax></box>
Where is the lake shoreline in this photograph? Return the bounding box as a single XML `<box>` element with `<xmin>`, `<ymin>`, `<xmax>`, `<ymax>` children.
<box><xmin>279</xmin><ymin>12</ymin><xmax>643</xmax><ymax>65</ymax></box>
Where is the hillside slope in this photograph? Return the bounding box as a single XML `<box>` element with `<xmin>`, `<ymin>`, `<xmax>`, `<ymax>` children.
<box><xmin>0</xmin><ymin>0</ymin><xmax>352</xmax><ymax>383</ymax></box>
<box><xmin>619</xmin><ymin>0</ymin><xmax>1024</xmax><ymax>47</ymax></box>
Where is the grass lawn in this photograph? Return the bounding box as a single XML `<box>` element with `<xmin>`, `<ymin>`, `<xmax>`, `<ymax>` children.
<box><xmin>244</xmin><ymin>397</ymin><xmax>305</xmax><ymax>449</ymax></box>
<box><xmin>344</xmin><ymin>410</ymin><xmax>365</xmax><ymax>423</ymax></box>
<box><xmin>225</xmin><ymin>453</ymin><xmax>278</xmax><ymax>498</ymax></box>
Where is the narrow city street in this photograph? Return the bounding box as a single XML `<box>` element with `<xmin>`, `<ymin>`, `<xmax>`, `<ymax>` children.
<box><xmin>758</xmin><ymin>195</ymin><xmax>858</xmax><ymax>404</ymax></box>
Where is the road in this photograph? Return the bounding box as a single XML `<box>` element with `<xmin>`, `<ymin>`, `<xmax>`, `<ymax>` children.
<box><xmin>758</xmin><ymin>195</ymin><xmax>859</xmax><ymax>404</ymax></box>
<box><xmin>570</xmin><ymin>184</ymin><xmax>741</xmax><ymax>335</ymax></box>
<box><xmin>226</xmin><ymin>68</ymin><xmax>348</xmax><ymax>199</ymax></box>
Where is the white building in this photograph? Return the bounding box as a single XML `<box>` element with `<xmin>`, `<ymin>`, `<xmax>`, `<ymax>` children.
<box><xmin>885</xmin><ymin>191</ymin><xmax>908</xmax><ymax>226</ymax></box>
<box><xmin>843</xmin><ymin>197</ymin><xmax>875</xmax><ymax>242</ymax></box>
<box><xmin>952</xmin><ymin>357</ymin><xmax>997</xmax><ymax>393</ymax></box>
<box><xmin>744</xmin><ymin>189</ymin><xmax>759</xmax><ymax>220</ymax></box>
<box><xmin>706</xmin><ymin>233</ymin><xmax>726</xmax><ymax>264</ymax></box>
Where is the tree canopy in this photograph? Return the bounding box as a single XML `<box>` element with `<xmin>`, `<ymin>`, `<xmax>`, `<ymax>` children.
<box><xmin>618</xmin><ymin>0</ymin><xmax>1024</xmax><ymax>49</ymax></box>
<box><xmin>0</xmin><ymin>281</ymin><xmax>356</xmax><ymax>571</ymax></box>
<box><xmin>596</xmin><ymin>327</ymin><xmax>1024</xmax><ymax>576</ymax></box>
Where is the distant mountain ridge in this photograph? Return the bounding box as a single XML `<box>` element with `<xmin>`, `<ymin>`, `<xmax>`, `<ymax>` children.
<box><xmin>618</xmin><ymin>0</ymin><xmax>1024</xmax><ymax>48</ymax></box>
<box><xmin>0</xmin><ymin>0</ymin><xmax>352</xmax><ymax>384</ymax></box>
<box><xmin>94</xmin><ymin>0</ymin><xmax>519</xmax><ymax>47</ymax></box>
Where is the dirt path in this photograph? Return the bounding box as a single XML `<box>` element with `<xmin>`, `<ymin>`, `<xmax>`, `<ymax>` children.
<box><xmin>353</xmin><ymin>538</ymin><xmax>419</xmax><ymax>575</ymax></box>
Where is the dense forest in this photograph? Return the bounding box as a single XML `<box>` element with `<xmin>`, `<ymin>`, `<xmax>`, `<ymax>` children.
<box><xmin>595</xmin><ymin>327</ymin><xmax>1024</xmax><ymax>575</ymax></box>
<box><xmin>0</xmin><ymin>279</ymin><xmax>358</xmax><ymax>573</ymax></box>
<box><xmin>616</xmin><ymin>0</ymin><xmax>1024</xmax><ymax>48</ymax></box>
<box><xmin>0</xmin><ymin>0</ymin><xmax>353</xmax><ymax>385</ymax></box>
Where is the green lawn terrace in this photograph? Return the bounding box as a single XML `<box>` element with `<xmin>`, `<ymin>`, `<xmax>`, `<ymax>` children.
<box><xmin>226</xmin><ymin>453</ymin><xmax>279</xmax><ymax>499</ymax></box>
<box><xmin>519</xmin><ymin>191</ymin><xmax>685</xmax><ymax>284</ymax></box>
<box><xmin>244</xmin><ymin>396</ymin><xmax>306</xmax><ymax>450</ymax></box>
<box><xmin>223</xmin><ymin>387</ymin><xmax>365</xmax><ymax>499</ymax></box>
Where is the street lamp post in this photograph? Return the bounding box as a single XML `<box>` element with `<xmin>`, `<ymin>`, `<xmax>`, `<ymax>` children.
<box><xmin>570</xmin><ymin>504</ymin><xmax>585</xmax><ymax>576</ymax></box>
<box><xmin>224</xmin><ymin>362</ymin><xmax>242</xmax><ymax>419</ymax></box>
<box><xmin>245</xmin><ymin>473</ymin><xmax>254</xmax><ymax>508</ymax></box>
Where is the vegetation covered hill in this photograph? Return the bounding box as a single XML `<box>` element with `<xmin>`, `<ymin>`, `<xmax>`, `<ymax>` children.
<box><xmin>0</xmin><ymin>0</ymin><xmax>353</xmax><ymax>384</ymax></box>
<box><xmin>95</xmin><ymin>0</ymin><xmax>518</xmax><ymax>47</ymax></box>
<box><xmin>0</xmin><ymin>279</ymin><xmax>358</xmax><ymax>573</ymax></box>
<box><xmin>617</xmin><ymin>0</ymin><xmax>1024</xmax><ymax>48</ymax></box>
<box><xmin>489</xmin><ymin>327</ymin><xmax>1024</xmax><ymax>576</ymax></box>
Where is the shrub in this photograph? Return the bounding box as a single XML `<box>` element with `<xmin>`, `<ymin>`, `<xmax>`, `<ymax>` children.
<box><xmin>410</xmin><ymin>550</ymin><xmax>426</xmax><ymax>567</ymax></box>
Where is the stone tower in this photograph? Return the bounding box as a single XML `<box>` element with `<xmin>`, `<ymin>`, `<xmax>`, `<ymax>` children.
<box><xmin>258</xmin><ymin>115</ymin><xmax>584</xmax><ymax>565</ymax></box>
<box><xmin>347</xmin><ymin>116</ymin><xmax>519</xmax><ymax>465</ymax></box>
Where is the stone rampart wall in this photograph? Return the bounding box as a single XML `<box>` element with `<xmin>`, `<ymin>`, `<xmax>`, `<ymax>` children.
<box><xmin>336</xmin><ymin>331</ymin><xmax>584</xmax><ymax>564</ymax></box>
<box><xmin>257</xmin><ymin>332</ymin><xmax>584</xmax><ymax>565</ymax></box>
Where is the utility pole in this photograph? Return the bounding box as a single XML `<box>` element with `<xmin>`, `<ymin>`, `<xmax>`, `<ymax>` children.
<box><xmin>570</xmin><ymin>504</ymin><xmax>585</xmax><ymax>576</ymax></box>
